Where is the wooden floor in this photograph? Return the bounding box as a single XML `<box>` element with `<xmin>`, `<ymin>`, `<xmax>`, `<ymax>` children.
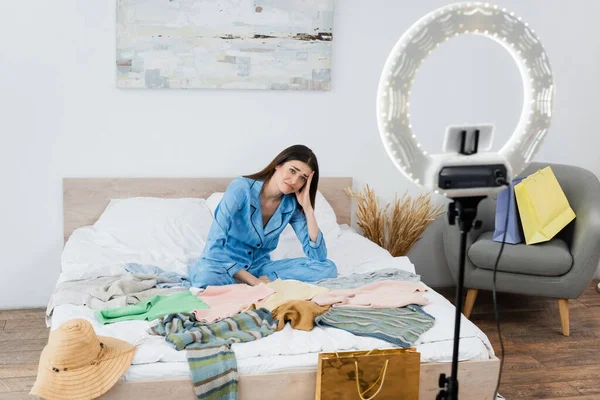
<box><xmin>0</xmin><ymin>308</ymin><xmax>48</xmax><ymax>400</ymax></box>
<box><xmin>438</xmin><ymin>280</ymin><xmax>600</xmax><ymax>400</ymax></box>
<box><xmin>0</xmin><ymin>281</ymin><xmax>598</xmax><ymax>399</ymax></box>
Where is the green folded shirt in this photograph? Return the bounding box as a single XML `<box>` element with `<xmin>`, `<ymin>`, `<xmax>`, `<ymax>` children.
<box><xmin>95</xmin><ymin>291</ymin><xmax>209</xmax><ymax>325</ymax></box>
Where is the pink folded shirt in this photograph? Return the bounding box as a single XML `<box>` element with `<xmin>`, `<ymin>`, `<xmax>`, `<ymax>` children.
<box><xmin>193</xmin><ymin>283</ymin><xmax>275</xmax><ymax>323</ymax></box>
<box><xmin>312</xmin><ymin>280</ymin><xmax>429</xmax><ymax>308</ymax></box>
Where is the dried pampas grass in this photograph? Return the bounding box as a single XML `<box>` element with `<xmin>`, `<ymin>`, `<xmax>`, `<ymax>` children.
<box><xmin>345</xmin><ymin>185</ymin><xmax>445</xmax><ymax>257</ymax></box>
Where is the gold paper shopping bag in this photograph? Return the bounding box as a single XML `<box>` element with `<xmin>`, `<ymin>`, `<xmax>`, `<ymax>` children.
<box><xmin>316</xmin><ymin>348</ymin><xmax>420</xmax><ymax>400</ymax></box>
<box><xmin>514</xmin><ymin>166</ymin><xmax>576</xmax><ymax>245</ymax></box>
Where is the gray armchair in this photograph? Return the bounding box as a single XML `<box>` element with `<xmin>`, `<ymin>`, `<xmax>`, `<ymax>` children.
<box><xmin>443</xmin><ymin>162</ymin><xmax>600</xmax><ymax>336</ymax></box>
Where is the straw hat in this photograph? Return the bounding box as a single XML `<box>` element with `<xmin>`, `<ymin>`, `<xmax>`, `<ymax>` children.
<box><xmin>30</xmin><ymin>318</ymin><xmax>135</xmax><ymax>400</ymax></box>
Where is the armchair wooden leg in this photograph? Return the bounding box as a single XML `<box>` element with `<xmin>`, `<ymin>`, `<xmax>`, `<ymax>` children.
<box><xmin>463</xmin><ymin>289</ymin><xmax>478</xmax><ymax>319</ymax></box>
<box><xmin>558</xmin><ymin>299</ymin><xmax>570</xmax><ymax>336</ymax></box>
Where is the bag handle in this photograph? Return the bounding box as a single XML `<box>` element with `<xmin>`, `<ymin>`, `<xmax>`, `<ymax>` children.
<box><xmin>354</xmin><ymin>359</ymin><xmax>389</xmax><ymax>400</ymax></box>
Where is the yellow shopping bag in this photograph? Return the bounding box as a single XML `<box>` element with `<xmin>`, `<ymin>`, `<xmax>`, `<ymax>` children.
<box><xmin>514</xmin><ymin>166</ymin><xmax>576</xmax><ymax>245</ymax></box>
<box><xmin>316</xmin><ymin>348</ymin><xmax>420</xmax><ymax>399</ymax></box>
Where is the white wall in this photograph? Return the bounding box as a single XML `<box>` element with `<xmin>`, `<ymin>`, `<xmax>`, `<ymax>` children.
<box><xmin>1</xmin><ymin>0</ymin><xmax>599</xmax><ymax>309</ymax></box>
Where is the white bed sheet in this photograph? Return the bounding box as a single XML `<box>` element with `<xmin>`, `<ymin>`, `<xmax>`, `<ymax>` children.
<box><xmin>50</xmin><ymin>225</ymin><xmax>495</xmax><ymax>381</ymax></box>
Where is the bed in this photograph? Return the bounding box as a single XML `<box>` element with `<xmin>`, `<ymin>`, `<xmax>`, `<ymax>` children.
<box><xmin>50</xmin><ymin>177</ymin><xmax>500</xmax><ymax>400</ymax></box>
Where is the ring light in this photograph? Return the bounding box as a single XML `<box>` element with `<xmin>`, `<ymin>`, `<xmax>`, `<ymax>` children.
<box><xmin>376</xmin><ymin>2</ymin><xmax>554</xmax><ymax>197</ymax></box>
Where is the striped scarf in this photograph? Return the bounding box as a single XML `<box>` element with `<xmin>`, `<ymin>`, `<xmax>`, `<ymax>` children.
<box><xmin>315</xmin><ymin>305</ymin><xmax>435</xmax><ymax>347</ymax></box>
<box><xmin>149</xmin><ymin>309</ymin><xmax>277</xmax><ymax>400</ymax></box>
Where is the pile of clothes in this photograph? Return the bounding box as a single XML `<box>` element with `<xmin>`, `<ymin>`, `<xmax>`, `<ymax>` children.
<box><xmin>40</xmin><ymin>267</ymin><xmax>436</xmax><ymax>400</ymax></box>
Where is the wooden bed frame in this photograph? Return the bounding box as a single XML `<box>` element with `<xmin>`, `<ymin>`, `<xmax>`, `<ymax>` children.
<box><xmin>63</xmin><ymin>177</ymin><xmax>500</xmax><ymax>400</ymax></box>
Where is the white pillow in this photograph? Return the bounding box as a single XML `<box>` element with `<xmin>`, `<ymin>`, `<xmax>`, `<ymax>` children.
<box><xmin>94</xmin><ymin>197</ymin><xmax>213</xmax><ymax>240</ymax></box>
<box><xmin>61</xmin><ymin>197</ymin><xmax>214</xmax><ymax>277</ymax></box>
<box><xmin>313</xmin><ymin>190</ymin><xmax>342</xmax><ymax>240</ymax></box>
<box><xmin>206</xmin><ymin>190</ymin><xmax>341</xmax><ymax>242</ymax></box>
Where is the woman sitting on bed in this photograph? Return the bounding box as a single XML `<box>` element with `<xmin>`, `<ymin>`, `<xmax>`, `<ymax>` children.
<box><xmin>189</xmin><ymin>144</ymin><xmax>338</xmax><ymax>288</ymax></box>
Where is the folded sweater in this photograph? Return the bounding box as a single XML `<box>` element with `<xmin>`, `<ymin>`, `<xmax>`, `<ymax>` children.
<box><xmin>316</xmin><ymin>268</ymin><xmax>421</xmax><ymax>290</ymax></box>
<box><xmin>315</xmin><ymin>305</ymin><xmax>435</xmax><ymax>347</ymax></box>
<box><xmin>255</xmin><ymin>279</ymin><xmax>329</xmax><ymax>311</ymax></box>
<box><xmin>271</xmin><ymin>300</ymin><xmax>330</xmax><ymax>331</ymax></box>
<box><xmin>96</xmin><ymin>291</ymin><xmax>208</xmax><ymax>324</ymax></box>
<box><xmin>312</xmin><ymin>280</ymin><xmax>429</xmax><ymax>308</ymax></box>
<box><xmin>193</xmin><ymin>283</ymin><xmax>274</xmax><ymax>323</ymax></box>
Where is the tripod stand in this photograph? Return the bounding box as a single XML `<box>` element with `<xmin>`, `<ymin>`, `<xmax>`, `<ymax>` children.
<box><xmin>437</xmin><ymin>196</ymin><xmax>485</xmax><ymax>400</ymax></box>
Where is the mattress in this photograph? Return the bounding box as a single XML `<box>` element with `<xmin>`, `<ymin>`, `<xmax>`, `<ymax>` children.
<box><xmin>49</xmin><ymin>225</ymin><xmax>495</xmax><ymax>381</ymax></box>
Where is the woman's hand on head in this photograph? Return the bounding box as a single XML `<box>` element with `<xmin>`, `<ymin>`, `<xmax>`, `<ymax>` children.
<box><xmin>295</xmin><ymin>171</ymin><xmax>315</xmax><ymax>212</ymax></box>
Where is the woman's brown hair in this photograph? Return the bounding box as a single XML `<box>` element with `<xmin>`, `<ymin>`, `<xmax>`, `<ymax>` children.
<box><xmin>244</xmin><ymin>144</ymin><xmax>319</xmax><ymax>209</ymax></box>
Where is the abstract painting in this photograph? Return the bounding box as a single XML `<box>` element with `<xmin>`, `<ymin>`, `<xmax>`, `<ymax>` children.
<box><xmin>116</xmin><ymin>0</ymin><xmax>335</xmax><ymax>90</ymax></box>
